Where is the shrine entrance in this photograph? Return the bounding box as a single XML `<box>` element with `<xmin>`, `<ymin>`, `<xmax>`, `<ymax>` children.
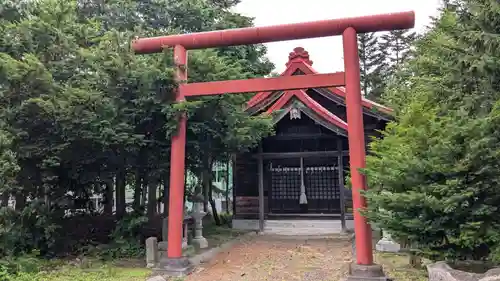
<box><xmin>132</xmin><ymin>10</ymin><xmax>415</xmax><ymax>279</ymax></box>
<box><xmin>265</xmin><ymin>156</ymin><xmax>342</xmax><ymax>215</ymax></box>
<box><xmin>257</xmin><ymin>109</ymin><xmax>350</xmax><ymax>216</ymax></box>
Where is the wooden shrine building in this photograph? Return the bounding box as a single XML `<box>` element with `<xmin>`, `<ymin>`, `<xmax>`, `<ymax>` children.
<box><xmin>232</xmin><ymin>47</ymin><xmax>392</xmax><ymax>233</ymax></box>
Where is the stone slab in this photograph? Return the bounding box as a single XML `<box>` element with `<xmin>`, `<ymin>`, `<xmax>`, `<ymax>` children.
<box><xmin>146</xmin><ymin>276</ymin><xmax>167</xmax><ymax>281</ymax></box>
<box><xmin>428</xmin><ymin>261</ymin><xmax>500</xmax><ymax>281</ymax></box>
<box><xmin>232</xmin><ymin>219</ymin><xmax>260</xmax><ymax>230</ymax></box>
<box><xmin>145</xmin><ymin>237</ymin><xmax>158</xmax><ymax>268</ymax></box>
<box><xmin>346</xmin><ymin>276</ymin><xmax>392</xmax><ymax>281</ymax></box>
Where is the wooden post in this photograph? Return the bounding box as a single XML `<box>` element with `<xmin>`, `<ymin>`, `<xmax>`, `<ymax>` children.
<box><xmin>343</xmin><ymin>27</ymin><xmax>373</xmax><ymax>265</ymax></box>
<box><xmin>166</xmin><ymin>45</ymin><xmax>188</xmax><ymax>259</ymax></box>
<box><xmin>258</xmin><ymin>145</ymin><xmax>265</xmax><ymax>233</ymax></box>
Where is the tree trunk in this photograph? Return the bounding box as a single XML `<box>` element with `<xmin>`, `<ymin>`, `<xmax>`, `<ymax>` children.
<box><xmin>162</xmin><ymin>173</ymin><xmax>169</xmax><ymax>216</ymax></box>
<box><xmin>407</xmin><ymin>240</ymin><xmax>422</xmax><ymax>268</ymax></box>
<box><xmin>103</xmin><ymin>179</ymin><xmax>113</xmax><ymax>215</ymax></box>
<box><xmin>147</xmin><ymin>180</ymin><xmax>157</xmax><ymax>219</ymax></box>
<box><xmin>208</xmin><ymin>175</ymin><xmax>221</xmax><ymax>226</ymax></box>
<box><xmin>115</xmin><ymin>168</ymin><xmax>126</xmax><ymax>219</ymax></box>
<box><xmin>141</xmin><ymin>176</ymin><xmax>148</xmax><ymax>209</ymax></box>
<box><xmin>133</xmin><ymin>169</ymin><xmax>142</xmax><ymax>212</ymax></box>
<box><xmin>409</xmin><ymin>254</ymin><xmax>422</xmax><ymax>268</ymax></box>
<box><xmin>202</xmin><ymin>157</ymin><xmax>220</xmax><ymax>225</ymax></box>
<box><xmin>225</xmin><ymin>157</ymin><xmax>230</xmax><ymax>213</ymax></box>
<box><xmin>157</xmin><ymin>187</ymin><xmax>162</xmax><ymax>214</ymax></box>
<box><xmin>1</xmin><ymin>191</ymin><xmax>9</xmax><ymax>207</ymax></box>
<box><xmin>203</xmin><ymin>174</ymin><xmax>209</xmax><ymax>213</ymax></box>
<box><xmin>14</xmin><ymin>192</ymin><xmax>26</xmax><ymax>211</ymax></box>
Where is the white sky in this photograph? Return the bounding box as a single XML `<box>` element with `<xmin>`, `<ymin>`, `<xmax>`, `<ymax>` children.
<box><xmin>234</xmin><ymin>0</ymin><xmax>443</xmax><ymax>73</ymax></box>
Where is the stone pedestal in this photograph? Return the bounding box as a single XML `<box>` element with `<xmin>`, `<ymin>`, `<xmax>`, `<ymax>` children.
<box><xmin>346</xmin><ymin>262</ymin><xmax>390</xmax><ymax>281</ymax></box>
<box><xmin>191</xmin><ymin>200</ymin><xmax>208</xmax><ymax>249</ymax></box>
<box><xmin>153</xmin><ymin>257</ymin><xmax>194</xmax><ymax>277</ymax></box>
<box><xmin>376</xmin><ymin>230</ymin><xmax>400</xmax><ymax>253</ymax></box>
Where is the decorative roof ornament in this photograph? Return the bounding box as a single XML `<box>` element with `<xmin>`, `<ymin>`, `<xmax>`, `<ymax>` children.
<box><xmin>285</xmin><ymin>47</ymin><xmax>313</xmax><ymax>68</ymax></box>
<box><xmin>289</xmin><ymin>107</ymin><xmax>301</xmax><ymax>120</ymax></box>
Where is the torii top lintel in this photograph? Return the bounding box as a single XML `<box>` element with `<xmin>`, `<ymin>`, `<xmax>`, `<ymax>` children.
<box><xmin>132</xmin><ymin>11</ymin><xmax>415</xmax><ymax>53</ymax></box>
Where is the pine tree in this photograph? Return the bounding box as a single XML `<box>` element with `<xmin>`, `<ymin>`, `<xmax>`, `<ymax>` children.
<box><xmin>358</xmin><ymin>32</ymin><xmax>385</xmax><ymax>100</ymax></box>
<box><xmin>362</xmin><ymin>29</ymin><xmax>416</xmax><ymax>101</ymax></box>
<box><xmin>380</xmin><ymin>30</ymin><xmax>417</xmax><ymax>72</ymax></box>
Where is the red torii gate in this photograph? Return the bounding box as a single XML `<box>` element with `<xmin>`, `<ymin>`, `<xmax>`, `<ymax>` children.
<box><xmin>133</xmin><ymin>11</ymin><xmax>415</xmax><ymax>279</ymax></box>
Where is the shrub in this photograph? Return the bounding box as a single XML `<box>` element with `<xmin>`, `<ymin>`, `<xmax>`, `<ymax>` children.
<box><xmin>219</xmin><ymin>212</ymin><xmax>232</xmax><ymax>227</ymax></box>
<box><xmin>0</xmin><ymin>201</ymin><xmax>60</xmax><ymax>257</ymax></box>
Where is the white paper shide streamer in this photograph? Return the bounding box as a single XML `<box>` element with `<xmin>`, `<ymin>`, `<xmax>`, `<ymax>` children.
<box><xmin>299</xmin><ymin>157</ymin><xmax>308</xmax><ymax>205</ymax></box>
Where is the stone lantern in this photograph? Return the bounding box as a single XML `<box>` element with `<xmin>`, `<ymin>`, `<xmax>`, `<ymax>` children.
<box><xmin>190</xmin><ymin>194</ymin><xmax>208</xmax><ymax>249</ymax></box>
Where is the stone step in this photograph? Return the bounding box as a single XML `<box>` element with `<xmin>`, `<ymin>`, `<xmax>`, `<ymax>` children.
<box><xmin>264</xmin><ymin>219</ymin><xmax>344</xmax><ymax>235</ymax></box>
<box><xmin>264</xmin><ymin>228</ymin><xmax>343</xmax><ymax>235</ymax></box>
<box><xmin>264</xmin><ymin>224</ymin><xmax>343</xmax><ymax>230</ymax></box>
<box><xmin>264</xmin><ymin>220</ymin><xmax>342</xmax><ymax>229</ymax></box>
<box><xmin>232</xmin><ymin>219</ymin><xmax>355</xmax><ymax>234</ymax></box>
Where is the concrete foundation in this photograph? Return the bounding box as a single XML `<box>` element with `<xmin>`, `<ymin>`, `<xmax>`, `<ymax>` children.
<box><xmin>152</xmin><ymin>257</ymin><xmax>194</xmax><ymax>278</ymax></box>
<box><xmin>346</xmin><ymin>262</ymin><xmax>391</xmax><ymax>281</ymax></box>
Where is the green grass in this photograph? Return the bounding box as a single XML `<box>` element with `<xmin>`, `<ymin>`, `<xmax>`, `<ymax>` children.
<box><xmin>34</xmin><ymin>266</ymin><xmax>151</xmax><ymax>281</ymax></box>
<box><xmin>5</xmin><ymin>264</ymin><xmax>151</xmax><ymax>281</ymax></box>
<box><xmin>3</xmin><ymin>223</ymin><xmax>246</xmax><ymax>281</ymax></box>
<box><xmin>375</xmin><ymin>252</ymin><xmax>428</xmax><ymax>281</ymax></box>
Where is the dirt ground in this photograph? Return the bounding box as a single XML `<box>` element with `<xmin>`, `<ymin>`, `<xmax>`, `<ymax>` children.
<box><xmin>184</xmin><ymin>235</ymin><xmax>353</xmax><ymax>281</ymax></box>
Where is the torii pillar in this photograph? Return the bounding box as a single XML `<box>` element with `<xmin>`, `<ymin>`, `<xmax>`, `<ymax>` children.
<box><xmin>132</xmin><ymin>11</ymin><xmax>415</xmax><ymax>279</ymax></box>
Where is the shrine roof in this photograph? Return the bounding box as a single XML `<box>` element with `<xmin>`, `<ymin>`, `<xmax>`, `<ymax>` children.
<box><xmin>246</xmin><ymin>47</ymin><xmax>391</xmax><ymax>133</ymax></box>
<box><xmin>266</xmin><ymin>89</ymin><xmax>348</xmax><ymax>130</ymax></box>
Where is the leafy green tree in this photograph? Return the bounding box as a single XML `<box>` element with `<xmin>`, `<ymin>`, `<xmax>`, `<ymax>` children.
<box><xmin>0</xmin><ymin>129</ymin><xmax>19</xmax><ymax>208</ymax></box>
<box><xmin>75</xmin><ymin>0</ymin><xmax>274</xmax><ymax>218</ymax></box>
<box><xmin>185</xmin><ymin>49</ymin><xmax>273</xmax><ymax>223</ymax></box>
<box><xmin>0</xmin><ymin>0</ymin><xmax>275</xmax><ymax>255</ymax></box>
<box><xmin>363</xmin><ymin>0</ymin><xmax>500</xmax><ymax>261</ymax></box>
<box><xmin>0</xmin><ymin>0</ymin><xmax>177</xmax><ymax>249</ymax></box>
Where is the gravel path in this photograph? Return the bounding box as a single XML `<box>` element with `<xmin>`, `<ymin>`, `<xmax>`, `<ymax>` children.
<box><xmin>184</xmin><ymin>235</ymin><xmax>353</xmax><ymax>281</ymax></box>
